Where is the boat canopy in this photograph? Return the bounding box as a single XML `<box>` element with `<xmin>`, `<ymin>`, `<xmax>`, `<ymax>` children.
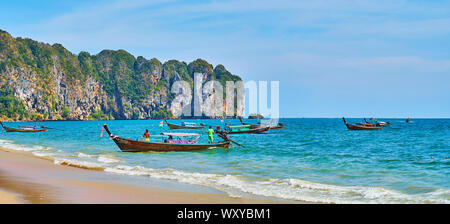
<box><xmin>229</xmin><ymin>125</ymin><xmax>251</xmax><ymax>129</ymax></box>
<box><xmin>161</xmin><ymin>132</ymin><xmax>201</xmax><ymax>137</ymax></box>
<box><xmin>181</xmin><ymin>122</ymin><xmax>197</xmax><ymax>127</ymax></box>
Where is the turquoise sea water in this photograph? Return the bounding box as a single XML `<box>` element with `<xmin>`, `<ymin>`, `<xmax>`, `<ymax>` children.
<box><xmin>0</xmin><ymin>118</ymin><xmax>449</xmax><ymax>203</ymax></box>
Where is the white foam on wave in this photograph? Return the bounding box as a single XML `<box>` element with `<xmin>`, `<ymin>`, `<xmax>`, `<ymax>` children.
<box><xmin>0</xmin><ymin>139</ymin><xmax>50</xmax><ymax>152</ymax></box>
<box><xmin>53</xmin><ymin>158</ymin><xmax>106</xmax><ymax>171</ymax></box>
<box><xmin>77</xmin><ymin>152</ymin><xmax>94</xmax><ymax>158</ymax></box>
<box><xmin>104</xmin><ymin>165</ymin><xmax>450</xmax><ymax>204</ymax></box>
<box><xmin>0</xmin><ymin>139</ymin><xmax>14</xmax><ymax>144</ymax></box>
<box><xmin>256</xmin><ymin>178</ymin><xmax>450</xmax><ymax>204</ymax></box>
<box><xmin>31</xmin><ymin>151</ymin><xmax>57</xmax><ymax>158</ymax></box>
<box><xmin>76</xmin><ymin>152</ymin><xmax>120</xmax><ymax>164</ymax></box>
<box><xmin>105</xmin><ymin>165</ymin><xmax>150</xmax><ymax>176</ymax></box>
<box><xmin>0</xmin><ymin>139</ymin><xmax>64</xmax><ymax>162</ymax></box>
<box><xmin>0</xmin><ymin>139</ymin><xmax>119</xmax><ymax>169</ymax></box>
<box><xmin>97</xmin><ymin>155</ymin><xmax>120</xmax><ymax>164</ymax></box>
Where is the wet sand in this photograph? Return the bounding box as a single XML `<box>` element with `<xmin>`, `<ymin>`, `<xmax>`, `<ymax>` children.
<box><xmin>0</xmin><ymin>148</ymin><xmax>278</xmax><ymax>204</ymax></box>
<box><xmin>0</xmin><ymin>189</ymin><xmax>20</xmax><ymax>204</ymax></box>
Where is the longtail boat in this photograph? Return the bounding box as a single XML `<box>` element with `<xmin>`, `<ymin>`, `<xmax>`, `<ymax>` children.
<box><xmin>342</xmin><ymin>117</ymin><xmax>381</xmax><ymax>130</ymax></box>
<box><xmin>0</xmin><ymin>121</ymin><xmax>47</xmax><ymax>133</ymax></box>
<box><xmin>238</xmin><ymin>117</ymin><xmax>284</xmax><ymax>130</ymax></box>
<box><xmin>363</xmin><ymin>118</ymin><xmax>391</xmax><ymax>127</ymax></box>
<box><xmin>225</xmin><ymin>124</ymin><xmax>270</xmax><ymax>134</ymax></box>
<box><xmin>101</xmin><ymin>124</ymin><xmax>230</xmax><ymax>152</ymax></box>
<box><xmin>164</xmin><ymin>119</ymin><xmax>205</xmax><ymax>130</ymax></box>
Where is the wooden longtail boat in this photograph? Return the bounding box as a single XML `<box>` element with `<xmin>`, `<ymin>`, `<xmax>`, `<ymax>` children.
<box><xmin>102</xmin><ymin>124</ymin><xmax>230</xmax><ymax>152</ymax></box>
<box><xmin>238</xmin><ymin>117</ymin><xmax>284</xmax><ymax>130</ymax></box>
<box><xmin>0</xmin><ymin>121</ymin><xmax>47</xmax><ymax>133</ymax></box>
<box><xmin>342</xmin><ymin>118</ymin><xmax>381</xmax><ymax>130</ymax></box>
<box><xmin>164</xmin><ymin>119</ymin><xmax>205</xmax><ymax>130</ymax></box>
<box><xmin>225</xmin><ymin>125</ymin><xmax>271</xmax><ymax>134</ymax></box>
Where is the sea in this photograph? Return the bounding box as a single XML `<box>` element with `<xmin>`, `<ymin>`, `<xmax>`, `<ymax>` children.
<box><xmin>0</xmin><ymin>118</ymin><xmax>449</xmax><ymax>203</ymax></box>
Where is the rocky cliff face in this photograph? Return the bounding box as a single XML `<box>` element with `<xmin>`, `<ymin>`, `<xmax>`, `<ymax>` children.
<box><xmin>0</xmin><ymin>29</ymin><xmax>243</xmax><ymax>121</ymax></box>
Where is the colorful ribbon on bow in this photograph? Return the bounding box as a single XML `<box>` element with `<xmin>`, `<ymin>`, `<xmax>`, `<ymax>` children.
<box><xmin>100</xmin><ymin>124</ymin><xmax>105</xmax><ymax>137</ymax></box>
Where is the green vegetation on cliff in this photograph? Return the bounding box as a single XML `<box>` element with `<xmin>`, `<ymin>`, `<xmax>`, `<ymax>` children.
<box><xmin>62</xmin><ymin>107</ymin><xmax>70</xmax><ymax>119</ymax></box>
<box><xmin>0</xmin><ymin>88</ymin><xmax>26</xmax><ymax>120</ymax></box>
<box><xmin>88</xmin><ymin>108</ymin><xmax>109</xmax><ymax>120</ymax></box>
<box><xmin>150</xmin><ymin>107</ymin><xmax>173</xmax><ymax>119</ymax></box>
<box><xmin>0</xmin><ymin>29</ymin><xmax>243</xmax><ymax>120</ymax></box>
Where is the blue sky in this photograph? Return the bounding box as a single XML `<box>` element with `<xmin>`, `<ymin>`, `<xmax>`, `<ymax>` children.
<box><xmin>1</xmin><ymin>0</ymin><xmax>449</xmax><ymax>118</ymax></box>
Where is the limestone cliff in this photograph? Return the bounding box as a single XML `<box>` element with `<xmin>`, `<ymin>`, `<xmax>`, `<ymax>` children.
<box><xmin>0</xmin><ymin>29</ymin><xmax>243</xmax><ymax>120</ymax></box>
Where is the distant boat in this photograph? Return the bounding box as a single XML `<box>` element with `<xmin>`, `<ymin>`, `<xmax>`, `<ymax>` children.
<box><xmin>238</xmin><ymin>117</ymin><xmax>284</xmax><ymax>130</ymax></box>
<box><xmin>0</xmin><ymin>121</ymin><xmax>47</xmax><ymax>133</ymax></box>
<box><xmin>101</xmin><ymin>124</ymin><xmax>230</xmax><ymax>152</ymax></box>
<box><xmin>342</xmin><ymin>117</ymin><xmax>381</xmax><ymax>130</ymax></box>
<box><xmin>406</xmin><ymin>118</ymin><xmax>413</xmax><ymax>123</ymax></box>
<box><xmin>363</xmin><ymin>118</ymin><xmax>391</xmax><ymax>127</ymax></box>
<box><xmin>164</xmin><ymin>119</ymin><xmax>205</xmax><ymax>130</ymax></box>
<box><xmin>225</xmin><ymin>124</ymin><xmax>271</xmax><ymax>134</ymax></box>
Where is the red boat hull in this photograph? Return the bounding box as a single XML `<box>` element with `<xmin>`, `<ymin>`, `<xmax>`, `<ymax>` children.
<box><xmin>112</xmin><ymin>137</ymin><xmax>230</xmax><ymax>152</ymax></box>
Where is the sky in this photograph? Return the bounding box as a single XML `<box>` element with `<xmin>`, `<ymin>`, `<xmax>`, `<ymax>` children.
<box><xmin>1</xmin><ymin>0</ymin><xmax>449</xmax><ymax>118</ymax></box>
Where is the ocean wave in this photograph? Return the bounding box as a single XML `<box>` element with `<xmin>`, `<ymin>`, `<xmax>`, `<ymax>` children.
<box><xmin>31</xmin><ymin>151</ymin><xmax>58</xmax><ymax>160</ymax></box>
<box><xmin>75</xmin><ymin>152</ymin><xmax>120</xmax><ymax>164</ymax></box>
<box><xmin>77</xmin><ymin>152</ymin><xmax>94</xmax><ymax>158</ymax></box>
<box><xmin>104</xmin><ymin>165</ymin><xmax>450</xmax><ymax>204</ymax></box>
<box><xmin>0</xmin><ymin>139</ymin><xmax>49</xmax><ymax>152</ymax></box>
<box><xmin>1</xmin><ymin>139</ymin><xmax>448</xmax><ymax>203</ymax></box>
<box><xmin>53</xmin><ymin>158</ymin><xmax>105</xmax><ymax>171</ymax></box>
<box><xmin>97</xmin><ymin>155</ymin><xmax>120</xmax><ymax>164</ymax></box>
<box><xmin>0</xmin><ymin>139</ymin><xmax>14</xmax><ymax>144</ymax></box>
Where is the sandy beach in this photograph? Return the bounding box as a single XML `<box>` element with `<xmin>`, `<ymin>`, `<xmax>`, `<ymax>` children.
<box><xmin>0</xmin><ymin>148</ymin><xmax>277</xmax><ymax>204</ymax></box>
<box><xmin>0</xmin><ymin>189</ymin><xmax>20</xmax><ymax>204</ymax></box>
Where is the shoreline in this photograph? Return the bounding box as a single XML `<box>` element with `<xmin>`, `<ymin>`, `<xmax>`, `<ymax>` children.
<box><xmin>0</xmin><ymin>189</ymin><xmax>20</xmax><ymax>204</ymax></box>
<box><xmin>0</xmin><ymin>147</ymin><xmax>284</xmax><ymax>204</ymax></box>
